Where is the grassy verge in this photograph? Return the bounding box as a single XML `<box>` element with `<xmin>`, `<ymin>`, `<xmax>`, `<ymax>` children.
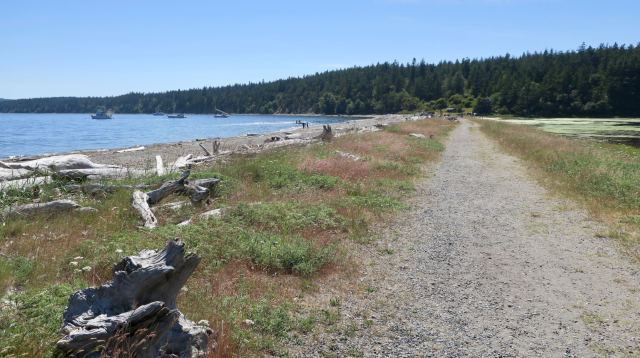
<box><xmin>477</xmin><ymin>119</ymin><xmax>640</xmax><ymax>259</ymax></box>
<box><xmin>0</xmin><ymin>119</ymin><xmax>454</xmax><ymax>357</ymax></box>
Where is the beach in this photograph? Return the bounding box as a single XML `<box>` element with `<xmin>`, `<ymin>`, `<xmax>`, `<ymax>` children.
<box><xmin>45</xmin><ymin>114</ymin><xmax>411</xmax><ymax>169</ymax></box>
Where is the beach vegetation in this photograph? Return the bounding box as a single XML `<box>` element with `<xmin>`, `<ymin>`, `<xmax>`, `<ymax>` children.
<box><xmin>0</xmin><ymin>119</ymin><xmax>454</xmax><ymax>356</ymax></box>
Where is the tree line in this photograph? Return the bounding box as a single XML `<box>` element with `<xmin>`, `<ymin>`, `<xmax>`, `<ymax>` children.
<box><xmin>1</xmin><ymin>43</ymin><xmax>638</xmax><ymax>117</ymax></box>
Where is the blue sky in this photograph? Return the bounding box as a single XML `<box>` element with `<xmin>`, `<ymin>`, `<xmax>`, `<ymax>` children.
<box><xmin>1</xmin><ymin>0</ymin><xmax>638</xmax><ymax>99</ymax></box>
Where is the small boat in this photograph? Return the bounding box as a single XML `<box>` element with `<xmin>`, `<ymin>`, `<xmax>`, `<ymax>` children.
<box><xmin>214</xmin><ymin>108</ymin><xmax>230</xmax><ymax>118</ymax></box>
<box><xmin>152</xmin><ymin>111</ymin><xmax>165</xmax><ymax>116</ymax></box>
<box><xmin>92</xmin><ymin>108</ymin><xmax>113</xmax><ymax>120</ymax></box>
<box><xmin>167</xmin><ymin>113</ymin><xmax>186</xmax><ymax>118</ymax></box>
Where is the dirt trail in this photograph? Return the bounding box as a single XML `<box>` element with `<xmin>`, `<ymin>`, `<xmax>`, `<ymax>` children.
<box><xmin>291</xmin><ymin>120</ymin><xmax>640</xmax><ymax>357</ymax></box>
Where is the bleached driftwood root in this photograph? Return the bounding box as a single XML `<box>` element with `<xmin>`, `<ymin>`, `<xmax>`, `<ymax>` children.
<box><xmin>56</xmin><ymin>240</ymin><xmax>213</xmax><ymax>357</ymax></box>
<box><xmin>169</xmin><ymin>154</ymin><xmax>219</xmax><ymax>172</ymax></box>
<box><xmin>132</xmin><ymin>171</ymin><xmax>220</xmax><ymax>228</ymax></box>
<box><xmin>170</xmin><ymin>154</ymin><xmax>193</xmax><ymax>171</ymax></box>
<box><xmin>132</xmin><ymin>190</ymin><xmax>158</xmax><ymax>228</ymax></box>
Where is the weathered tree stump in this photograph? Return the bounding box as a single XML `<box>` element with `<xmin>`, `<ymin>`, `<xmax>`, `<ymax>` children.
<box><xmin>318</xmin><ymin>125</ymin><xmax>333</xmax><ymax>142</ymax></box>
<box><xmin>56</xmin><ymin>240</ymin><xmax>213</xmax><ymax>357</ymax></box>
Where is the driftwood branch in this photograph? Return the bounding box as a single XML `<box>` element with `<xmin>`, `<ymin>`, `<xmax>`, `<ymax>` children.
<box><xmin>198</xmin><ymin>143</ymin><xmax>212</xmax><ymax>156</ymax></box>
<box><xmin>56</xmin><ymin>240</ymin><xmax>213</xmax><ymax>357</ymax></box>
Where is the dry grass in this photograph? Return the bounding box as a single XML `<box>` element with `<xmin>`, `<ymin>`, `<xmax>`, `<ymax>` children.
<box><xmin>477</xmin><ymin>119</ymin><xmax>640</xmax><ymax>259</ymax></box>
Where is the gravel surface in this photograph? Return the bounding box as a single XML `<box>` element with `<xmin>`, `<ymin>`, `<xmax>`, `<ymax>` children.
<box><xmin>289</xmin><ymin>120</ymin><xmax>640</xmax><ymax>357</ymax></box>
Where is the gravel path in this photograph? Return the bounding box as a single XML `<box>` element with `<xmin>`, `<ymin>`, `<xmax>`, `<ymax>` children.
<box><xmin>290</xmin><ymin>120</ymin><xmax>640</xmax><ymax>357</ymax></box>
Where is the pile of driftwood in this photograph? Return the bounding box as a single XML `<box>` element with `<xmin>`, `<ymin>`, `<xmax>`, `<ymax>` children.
<box><xmin>57</xmin><ymin>240</ymin><xmax>213</xmax><ymax>357</ymax></box>
<box><xmin>132</xmin><ymin>171</ymin><xmax>220</xmax><ymax>228</ymax></box>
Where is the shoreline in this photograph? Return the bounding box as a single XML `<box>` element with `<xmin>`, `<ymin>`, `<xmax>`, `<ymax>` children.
<box><xmin>2</xmin><ymin>114</ymin><xmax>414</xmax><ymax>169</ymax></box>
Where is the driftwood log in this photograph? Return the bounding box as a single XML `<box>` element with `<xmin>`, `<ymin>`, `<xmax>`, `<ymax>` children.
<box><xmin>53</xmin><ymin>167</ymin><xmax>147</xmax><ymax>181</ymax></box>
<box><xmin>156</xmin><ymin>155</ymin><xmax>166</xmax><ymax>176</ymax></box>
<box><xmin>132</xmin><ymin>171</ymin><xmax>220</xmax><ymax>228</ymax></box>
<box><xmin>0</xmin><ymin>176</ymin><xmax>51</xmax><ymax>191</ymax></box>
<box><xmin>0</xmin><ymin>154</ymin><xmax>119</xmax><ymax>172</ymax></box>
<box><xmin>0</xmin><ymin>168</ymin><xmax>34</xmax><ymax>181</ymax></box>
<box><xmin>56</xmin><ymin>240</ymin><xmax>213</xmax><ymax>357</ymax></box>
<box><xmin>2</xmin><ymin>199</ymin><xmax>87</xmax><ymax>219</ymax></box>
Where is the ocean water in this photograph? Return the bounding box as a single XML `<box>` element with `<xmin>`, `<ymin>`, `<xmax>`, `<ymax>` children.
<box><xmin>0</xmin><ymin>113</ymin><xmax>348</xmax><ymax>158</ymax></box>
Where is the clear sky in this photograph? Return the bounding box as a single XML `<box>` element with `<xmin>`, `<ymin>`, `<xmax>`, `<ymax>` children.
<box><xmin>1</xmin><ymin>0</ymin><xmax>638</xmax><ymax>99</ymax></box>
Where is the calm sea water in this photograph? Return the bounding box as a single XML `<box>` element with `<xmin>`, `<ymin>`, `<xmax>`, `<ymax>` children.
<box><xmin>0</xmin><ymin>113</ymin><xmax>347</xmax><ymax>158</ymax></box>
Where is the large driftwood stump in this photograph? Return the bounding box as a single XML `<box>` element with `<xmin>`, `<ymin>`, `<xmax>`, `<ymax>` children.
<box><xmin>318</xmin><ymin>125</ymin><xmax>334</xmax><ymax>142</ymax></box>
<box><xmin>57</xmin><ymin>240</ymin><xmax>213</xmax><ymax>357</ymax></box>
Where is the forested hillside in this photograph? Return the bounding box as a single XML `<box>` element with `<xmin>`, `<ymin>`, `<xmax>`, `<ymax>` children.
<box><xmin>1</xmin><ymin>44</ymin><xmax>638</xmax><ymax>117</ymax></box>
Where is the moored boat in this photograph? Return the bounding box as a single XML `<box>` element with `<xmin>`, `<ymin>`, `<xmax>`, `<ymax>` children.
<box><xmin>152</xmin><ymin>111</ymin><xmax>165</xmax><ymax>116</ymax></box>
<box><xmin>92</xmin><ymin>108</ymin><xmax>113</xmax><ymax>120</ymax></box>
<box><xmin>214</xmin><ymin>108</ymin><xmax>230</xmax><ymax>118</ymax></box>
<box><xmin>167</xmin><ymin>113</ymin><xmax>186</xmax><ymax>118</ymax></box>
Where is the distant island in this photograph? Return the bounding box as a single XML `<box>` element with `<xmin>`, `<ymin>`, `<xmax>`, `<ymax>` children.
<box><xmin>1</xmin><ymin>44</ymin><xmax>638</xmax><ymax>117</ymax></box>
